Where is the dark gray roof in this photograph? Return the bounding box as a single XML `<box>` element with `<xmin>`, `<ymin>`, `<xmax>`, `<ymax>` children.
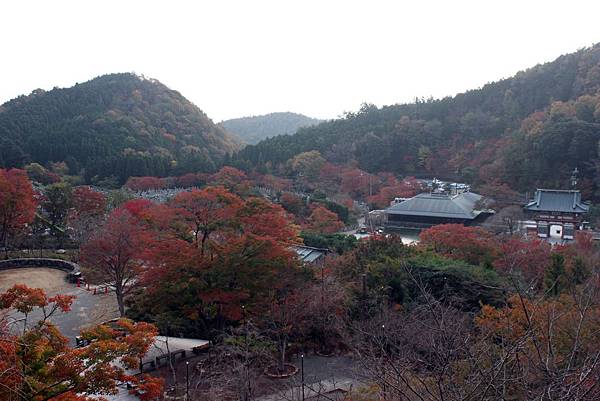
<box><xmin>291</xmin><ymin>245</ymin><xmax>328</xmax><ymax>263</ymax></box>
<box><xmin>385</xmin><ymin>192</ymin><xmax>484</xmax><ymax>220</ymax></box>
<box><xmin>524</xmin><ymin>189</ymin><xmax>589</xmax><ymax>213</ymax></box>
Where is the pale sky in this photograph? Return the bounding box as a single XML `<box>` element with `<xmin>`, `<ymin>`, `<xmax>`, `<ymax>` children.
<box><xmin>1</xmin><ymin>0</ymin><xmax>599</xmax><ymax>122</ymax></box>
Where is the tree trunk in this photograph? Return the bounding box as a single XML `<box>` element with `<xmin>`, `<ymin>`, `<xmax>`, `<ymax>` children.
<box><xmin>279</xmin><ymin>337</ymin><xmax>287</xmax><ymax>372</ymax></box>
<box><xmin>115</xmin><ymin>285</ymin><xmax>125</xmax><ymax>317</ymax></box>
<box><xmin>2</xmin><ymin>234</ymin><xmax>8</xmax><ymax>259</ymax></box>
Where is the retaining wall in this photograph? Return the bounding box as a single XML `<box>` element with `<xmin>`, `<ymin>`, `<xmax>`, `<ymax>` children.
<box><xmin>0</xmin><ymin>258</ymin><xmax>80</xmax><ymax>274</ymax></box>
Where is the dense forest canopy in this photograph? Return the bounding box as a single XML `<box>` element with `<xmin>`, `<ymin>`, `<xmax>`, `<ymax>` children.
<box><xmin>0</xmin><ymin>73</ymin><xmax>241</xmax><ymax>184</ymax></box>
<box><xmin>219</xmin><ymin>112</ymin><xmax>322</xmax><ymax>145</ymax></box>
<box><xmin>233</xmin><ymin>44</ymin><xmax>600</xmax><ymax>199</ymax></box>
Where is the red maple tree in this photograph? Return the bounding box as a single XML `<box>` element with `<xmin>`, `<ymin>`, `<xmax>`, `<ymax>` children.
<box><xmin>80</xmin><ymin>208</ymin><xmax>150</xmax><ymax>316</ymax></box>
<box><xmin>307</xmin><ymin>206</ymin><xmax>344</xmax><ymax>234</ymax></box>
<box><xmin>419</xmin><ymin>224</ymin><xmax>499</xmax><ymax>265</ymax></box>
<box><xmin>0</xmin><ymin>168</ymin><xmax>37</xmax><ymax>258</ymax></box>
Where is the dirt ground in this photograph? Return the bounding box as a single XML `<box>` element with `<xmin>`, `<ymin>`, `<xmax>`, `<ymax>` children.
<box><xmin>0</xmin><ymin>267</ymin><xmax>120</xmax><ymax>340</ymax></box>
<box><xmin>0</xmin><ymin>267</ymin><xmax>72</xmax><ymax>294</ymax></box>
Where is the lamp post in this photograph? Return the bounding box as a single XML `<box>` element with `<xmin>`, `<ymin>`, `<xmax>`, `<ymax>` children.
<box><xmin>242</xmin><ymin>305</ymin><xmax>250</xmax><ymax>401</ymax></box>
<box><xmin>301</xmin><ymin>354</ymin><xmax>305</xmax><ymax>401</ymax></box>
<box><xmin>381</xmin><ymin>324</ymin><xmax>387</xmax><ymax>399</ymax></box>
<box><xmin>186</xmin><ymin>361</ymin><xmax>189</xmax><ymax>400</ymax></box>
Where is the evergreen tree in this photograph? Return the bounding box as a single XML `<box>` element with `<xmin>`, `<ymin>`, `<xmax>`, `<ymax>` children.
<box><xmin>545</xmin><ymin>253</ymin><xmax>567</xmax><ymax>297</ymax></box>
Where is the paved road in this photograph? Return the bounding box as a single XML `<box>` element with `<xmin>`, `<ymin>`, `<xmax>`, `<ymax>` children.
<box><xmin>257</xmin><ymin>354</ymin><xmax>362</xmax><ymax>400</ymax></box>
<box><xmin>4</xmin><ymin>270</ymin><xmax>119</xmax><ymax>344</ymax></box>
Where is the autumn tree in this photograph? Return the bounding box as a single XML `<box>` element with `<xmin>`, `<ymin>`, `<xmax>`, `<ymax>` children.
<box><xmin>81</xmin><ymin>208</ymin><xmax>150</xmax><ymax>316</ymax></box>
<box><xmin>475</xmin><ymin>289</ymin><xmax>600</xmax><ymax>400</ymax></box>
<box><xmin>262</xmin><ymin>285</ymin><xmax>310</xmax><ymax>374</ymax></box>
<box><xmin>209</xmin><ymin>166</ymin><xmax>249</xmax><ymax>192</ymax></box>
<box><xmin>24</xmin><ymin>162</ymin><xmax>61</xmax><ymax>185</ymax></box>
<box><xmin>279</xmin><ymin>192</ymin><xmax>305</xmax><ymax>215</ymax></box>
<box><xmin>127</xmin><ymin>187</ymin><xmax>302</xmax><ymax>339</ymax></box>
<box><xmin>0</xmin><ymin>169</ymin><xmax>37</xmax><ymax>258</ymax></box>
<box><xmin>289</xmin><ymin>150</ymin><xmax>326</xmax><ymax>181</ymax></box>
<box><xmin>170</xmin><ymin>186</ymin><xmax>243</xmax><ymax>255</ymax></box>
<box><xmin>340</xmin><ymin>168</ymin><xmax>375</xmax><ymax>199</ymax></box>
<box><xmin>493</xmin><ymin>238</ymin><xmax>551</xmax><ymax>288</ymax></box>
<box><xmin>125</xmin><ymin>176</ymin><xmax>167</xmax><ymax>191</ymax></box>
<box><xmin>307</xmin><ymin>206</ymin><xmax>344</xmax><ymax>234</ymax></box>
<box><xmin>302</xmin><ymin>274</ymin><xmax>349</xmax><ymax>354</ymax></box>
<box><xmin>67</xmin><ymin>186</ymin><xmax>107</xmax><ymax>248</ymax></box>
<box><xmin>0</xmin><ymin>284</ymin><xmax>162</xmax><ymax>401</ymax></box>
<box><xmin>419</xmin><ymin>224</ymin><xmax>499</xmax><ymax>265</ymax></box>
<box><xmin>367</xmin><ymin>176</ymin><xmax>422</xmax><ymax>208</ymax></box>
<box><xmin>41</xmin><ymin>182</ymin><xmax>73</xmax><ymax>245</ymax></box>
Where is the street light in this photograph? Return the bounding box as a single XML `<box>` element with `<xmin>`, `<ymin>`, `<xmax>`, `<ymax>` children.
<box><xmin>186</xmin><ymin>361</ymin><xmax>189</xmax><ymax>400</ymax></box>
<box><xmin>301</xmin><ymin>354</ymin><xmax>305</xmax><ymax>401</ymax></box>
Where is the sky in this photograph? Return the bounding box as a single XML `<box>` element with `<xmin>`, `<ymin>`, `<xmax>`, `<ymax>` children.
<box><xmin>1</xmin><ymin>1</ymin><xmax>599</xmax><ymax>122</ymax></box>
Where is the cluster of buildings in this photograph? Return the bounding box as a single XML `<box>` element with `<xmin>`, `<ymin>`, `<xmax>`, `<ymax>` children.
<box><xmin>382</xmin><ymin>188</ymin><xmax>590</xmax><ymax>241</ymax></box>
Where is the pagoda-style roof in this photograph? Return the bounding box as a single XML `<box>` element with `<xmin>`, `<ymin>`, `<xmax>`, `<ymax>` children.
<box><xmin>524</xmin><ymin>189</ymin><xmax>589</xmax><ymax>214</ymax></box>
<box><xmin>385</xmin><ymin>192</ymin><xmax>484</xmax><ymax>220</ymax></box>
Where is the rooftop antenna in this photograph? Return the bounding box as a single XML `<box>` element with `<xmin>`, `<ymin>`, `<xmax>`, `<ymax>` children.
<box><xmin>570</xmin><ymin>167</ymin><xmax>579</xmax><ymax>189</ymax></box>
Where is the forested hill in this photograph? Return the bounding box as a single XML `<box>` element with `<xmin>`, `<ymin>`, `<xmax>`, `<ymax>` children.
<box><xmin>233</xmin><ymin>44</ymin><xmax>600</xmax><ymax>197</ymax></box>
<box><xmin>0</xmin><ymin>73</ymin><xmax>241</xmax><ymax>184</ymax></box>
<box><xmin>220</xmin><ymin>112</ymin><xmax>322</xmax><ymax>144</ymax></box>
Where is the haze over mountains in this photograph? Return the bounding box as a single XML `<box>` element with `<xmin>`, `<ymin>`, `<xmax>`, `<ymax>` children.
<box><xmin>220</xmin><ymin>112</ymin><xmax>322</xmax><ymax>145</ymax></box>
<box><xmin>0</xmin><ymin>73</ymin><xmax>240</xmax><ymax>184</ymax></box>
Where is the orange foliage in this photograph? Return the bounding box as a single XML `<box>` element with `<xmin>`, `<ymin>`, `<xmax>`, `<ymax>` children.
<box><xmin>307</xmin><ymin>206</ymin><xmax>344</xmax><ymax>234</ymax></box>
<box><xmin>0</xmin><ymin>285</ymin><xmax>160</xmax><ymax>401</ymax></box>
<box><xmin>0</xmin><ymin>168</ymin><xmax>37</xmax><ymax>251</ymax></box>
<box><xmin>420</xmin><ymin>224</ymin><xmax>499</xmax><ymax>265</ymax></box>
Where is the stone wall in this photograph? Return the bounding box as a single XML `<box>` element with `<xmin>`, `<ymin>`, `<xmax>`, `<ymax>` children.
<box><xmin>0</xmin><ymin>258</ymin><xmax>80</xmax><ymax>274</ymax></box>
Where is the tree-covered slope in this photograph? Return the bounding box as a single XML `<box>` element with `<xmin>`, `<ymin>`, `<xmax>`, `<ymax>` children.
<box><xmin>233</xmin><ymin>44</ymin><xmax>600</xmax><ymax>197</ymax></box>
<box><xmin>0</xmin><ymin>73</ymin><xmax>241</xmax><ymax>183</ymax></box>
<box><xmin>220</xmin><ymin>112</ymin><xmax>322</xmax><ymax>144</ymax></box>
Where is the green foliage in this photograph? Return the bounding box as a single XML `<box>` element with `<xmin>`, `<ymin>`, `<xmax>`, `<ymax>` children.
<box><xmin>571</xmin><ymin>256</ymin><xmax>589</xmax><ymax>285</ymax></box>
<box><xmin>300</xmin><ymin>231</ymin><xmax>357</xmax><ymax>254</ymax></box>
<box><xmin>107</xmin><ymin>189</ymin><xmax>135</xmax><ymax>210</ymax></box>
<box><xmin>42</xmin><ymin>182</ymin><xmax>73</xmax><ymax>242</ymax></box>
<box><xmin>545</xmin><ymin>253</ymin><xmax>568</xmax><ymax>297</ymax></box>
<box><xmin>233</xmin><ymin>44</ymin><xmax>600</xmax><ymax>198</ymax></box>
<box><xmin>311</xmin><ymin>198</ymin><xmax>349</xmax><ymax>223</ymax></box>
<box><xmin>366</xmin><ymin>252</ymin><xmax>505</xmax><ymax>311</ymax></box>
<box><xmin>0</xmin><ymin>73</ymin><xmax>240</xmax><ymax>184</ymax></box>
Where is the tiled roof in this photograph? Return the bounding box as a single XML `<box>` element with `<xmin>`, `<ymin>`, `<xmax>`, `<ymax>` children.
<box><xmin>291</xmin><ymin>245</ymin><xmax>328</xmax><ymax>263</ymax></box>
<box><xmin>385</xmin><ymin>192</ymin><xmax>483</xmax><ymax>220</ymax></box>
<box><xmin>524</xmin><ymin>189</ymin><xmax>589</xmax><ymax>213</ymax></box>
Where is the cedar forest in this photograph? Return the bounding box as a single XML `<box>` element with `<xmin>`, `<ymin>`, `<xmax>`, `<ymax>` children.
<box><xmin>2</xmin><ymin>43</ymin><xmax>600</xmax><ymax>401</ymax></box>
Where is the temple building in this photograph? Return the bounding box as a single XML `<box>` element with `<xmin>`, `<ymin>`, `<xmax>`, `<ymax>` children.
<box><xmin>384</xmin><ymin>191</ymin><xmax>492</xmax><ymax>228</ymax></box>
<box><xmin>523</xmin><ymin>189</ymin><xmax>589</xmax><ymax>240</ymax></box>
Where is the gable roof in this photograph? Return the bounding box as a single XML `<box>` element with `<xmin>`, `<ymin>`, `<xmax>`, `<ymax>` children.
<box><xmin>524</xmin><ymin>189</ymin><xmax>589</xmax><ymax>213</ymax></box>
<box><xmin>291</xmin><ymin>245</ymin><xmax>328</xmax><ymax>263</ymax></box>
<box><xmin>385</xmin><ymin>192</ymin><xmax>484</xmax><ymax>220</ymax></box>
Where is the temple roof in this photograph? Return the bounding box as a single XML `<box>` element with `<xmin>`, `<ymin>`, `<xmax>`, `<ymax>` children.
<box><xmin>524</xmin><ymin>189</ymin><xmax>589</xmax><ymax>214</ymax></box>
<box><xmin>385</xmin><ymin>191</ymin><xmax>484</xmax><ymax>220</ymax></box>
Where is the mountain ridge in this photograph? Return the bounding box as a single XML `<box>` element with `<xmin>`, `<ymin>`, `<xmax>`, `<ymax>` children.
<box><xmin>232</xmin><ymin>43</ymin><xmax>600</xmax><ymax>198</ymax></box>
<box><xmin>0</xmin><ymin>73</ymin><xmax>241</xmax><ymax>184</ymax></box>
<box><xmin>220</xmin><ymin>112</ymin><xmax>322</xmax><ymax>145</ymax></box>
